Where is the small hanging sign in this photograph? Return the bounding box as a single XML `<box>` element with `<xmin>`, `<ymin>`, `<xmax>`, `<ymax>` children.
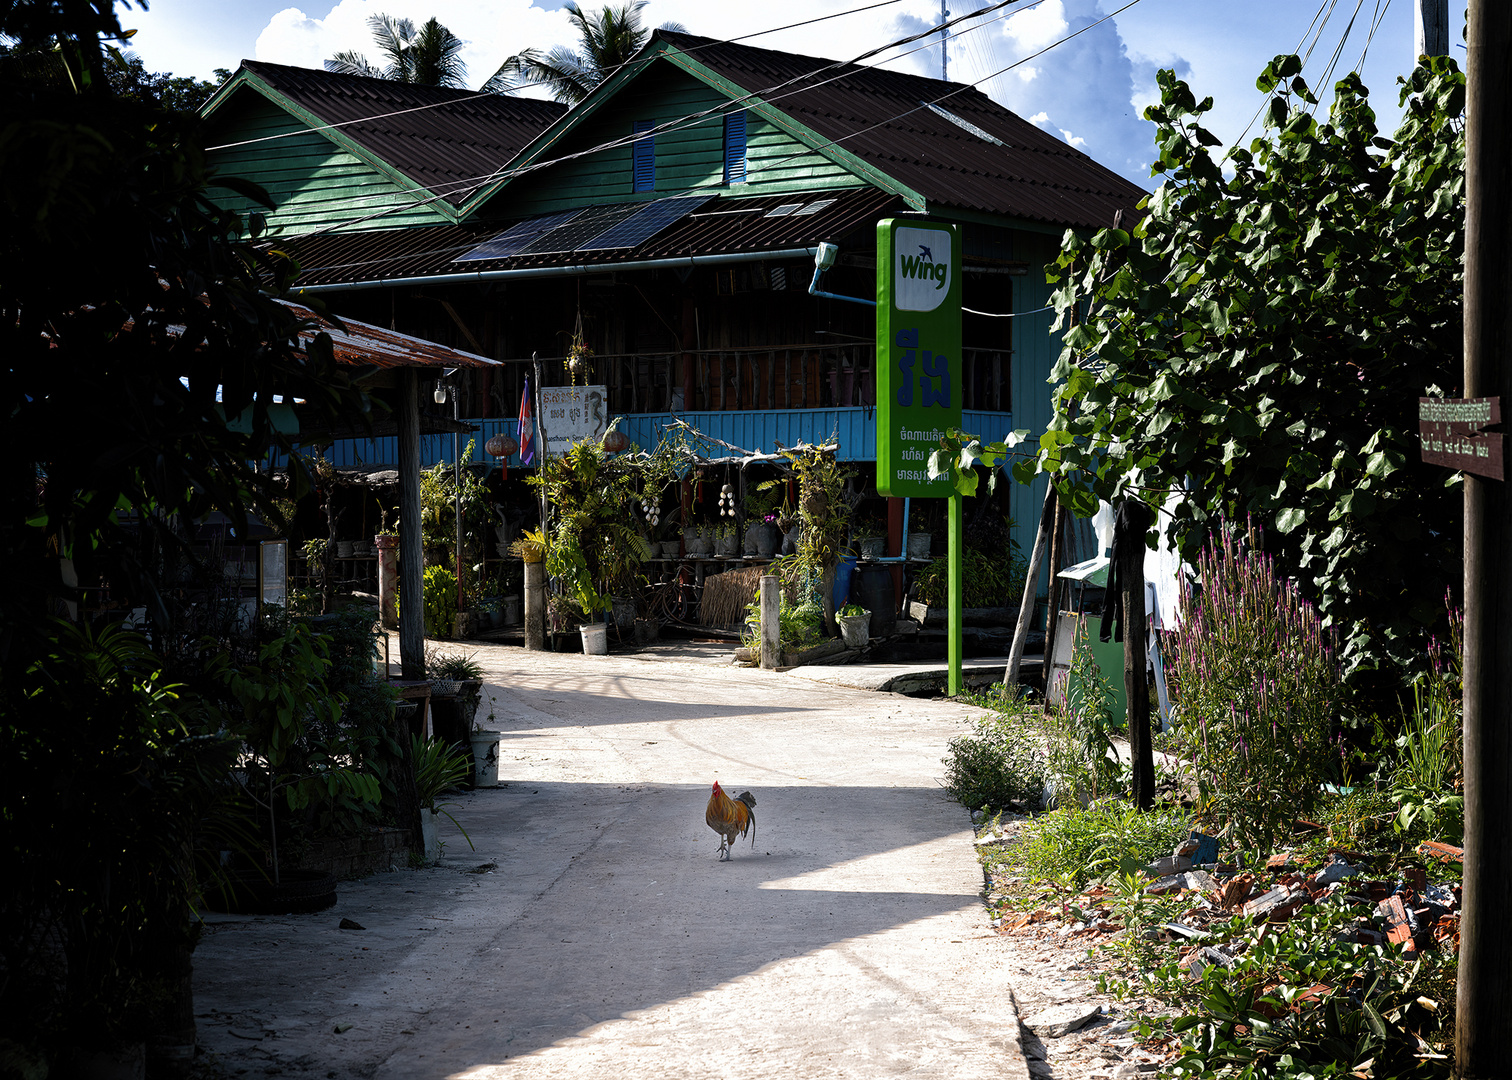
<box><xmin>1419</xmin><ymin>396</ymin><xmax>1504</xmax><ymax>480</ymax></box>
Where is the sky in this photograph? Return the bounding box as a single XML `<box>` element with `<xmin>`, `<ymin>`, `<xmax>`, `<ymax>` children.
<box><xmin>118</xmin><ymin>0</ymin><xmax>1468</xmax><ymax>189</ymax></box>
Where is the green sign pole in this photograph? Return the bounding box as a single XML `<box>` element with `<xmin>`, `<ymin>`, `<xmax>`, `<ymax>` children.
<box><xmin>876</xmin><ymin>218</ymin><xmax>963</xmax><ymax>693</ymax></box>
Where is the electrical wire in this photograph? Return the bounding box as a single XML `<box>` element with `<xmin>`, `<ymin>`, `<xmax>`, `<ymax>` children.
<box><xmin>281</xmin><ymin>0</ymin><xmax>1127</xmax><ymax>278</ymax></box>
<box><xmin>206</xmin><ymin>0</ymin><xmax>910</xmax><ymax>153</ymax></box>
<box><xmin>280</xmin><ymin>0</ymin><xmax>1041</xmax><ymax>238</ymax></box>
<box><xmin>1231</xmin><ymin>0</ymin><xmax>1342</xmax><ymax>148</ymax></box>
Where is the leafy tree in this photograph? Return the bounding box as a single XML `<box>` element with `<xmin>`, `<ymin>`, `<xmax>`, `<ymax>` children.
<box><xmin>485</xmin><ymin>0</ymin><xmax>684</xmax><ymax>103</ymax></box>
<box><xmin>1027</xmin><ymin>55</ymin><xmax>1465</xmax><ymax>692</ymax></box>
<box><xmin>1</xmin><ymin>0</ymin><xmax>374</xmax><ymax>1063</ymax></box>
<box><xmin>326</xmin><ymin>13</ymin><xmax>467</xmax><ymax>88</ymax></box>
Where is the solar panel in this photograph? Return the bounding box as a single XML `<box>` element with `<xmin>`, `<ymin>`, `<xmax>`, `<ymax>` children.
<box><xmin>517</xmin><ymin>202</ymin><xmax>644</xmax><ymax>255</ymax></box>
<box><xmin>454</xmin><ymin>209</ymin><xmax>583</xmax><ymax>262</ymax></box>
<box><xmin>793</xmin><ymin>198</ymin><xmax>837</xmax><ymax>216</ymax></box>
<box><xmin>764</xmin><ymin>202</ymin><xmax>803</xmax><ymax>218</ymax></box>
<box><xmin>579</xmin><ymin>194</ymin><xmax>714</xmax><ymax>251</ymax></box>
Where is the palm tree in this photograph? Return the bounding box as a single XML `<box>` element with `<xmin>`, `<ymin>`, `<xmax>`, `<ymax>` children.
<box><xmin>325</xmin><ymin>14</ymin><xmax>467</xmax><ymax>88</ymax></box>
<box><xmin>484</xmin><ymin>1</ymin><xmax>683</xmax><ymax>104</ymax></box>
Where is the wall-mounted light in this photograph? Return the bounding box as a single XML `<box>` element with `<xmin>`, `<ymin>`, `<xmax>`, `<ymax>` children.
<box><xmin>433</xmin><ymin>379</ymin><xmax>447</xmax><ymax>405</ymax></box>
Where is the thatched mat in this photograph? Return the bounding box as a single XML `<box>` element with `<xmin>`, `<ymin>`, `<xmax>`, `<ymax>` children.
<box><xmin>700</xmin><ymin>565</ymin><xmax>768</xmax><ymax>626</ymax></box>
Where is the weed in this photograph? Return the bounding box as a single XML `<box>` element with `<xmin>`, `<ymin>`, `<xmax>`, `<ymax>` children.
<box><xmin>1016</xmin><ymin>800</ymin><xmax>1191</xmax><ymax>890</ymax></box>
<box><xmin>942</xmin><ymin>705</ymin><xmax>1048</xmax><ymax>811</ymax></box>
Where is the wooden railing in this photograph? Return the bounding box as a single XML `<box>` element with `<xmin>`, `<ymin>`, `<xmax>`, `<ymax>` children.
<box><xmin>576</xmin><ymin>343</ymin><xmax>1010</xmax><ymax>414</ymax></box>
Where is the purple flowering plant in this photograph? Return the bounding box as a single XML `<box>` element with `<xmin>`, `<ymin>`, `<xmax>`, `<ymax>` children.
<box><xmin>1166</xmin><ymin>520</ymin><xmax>1340</xmax><ymax>854</ymax></box>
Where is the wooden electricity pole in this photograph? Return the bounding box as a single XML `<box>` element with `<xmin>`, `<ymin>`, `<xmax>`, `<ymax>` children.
<box><xmin>1457</xmin><ymin>4</ymin><xmax>1512</xmax><ymax>1076</ymax></box>
<box><xmin>1416</xmin><ymin>0</ymin><xmax>1449</xmax><ymax>59</ymax></box>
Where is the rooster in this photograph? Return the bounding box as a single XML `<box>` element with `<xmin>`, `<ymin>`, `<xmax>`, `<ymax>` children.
<box><xmin>705</xmin><ymin>781</ymin><xmax>757</xmax><ymax>861</ymax></box>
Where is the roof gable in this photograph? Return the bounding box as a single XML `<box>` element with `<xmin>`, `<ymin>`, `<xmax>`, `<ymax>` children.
<box><xmin>201</xmin><ymin>61</ymin><xmax>565</xmax><ymax>228</ymax></box>
<box><xmin>474</xmin><ymin>31</ymin><xmax>1143</xmax><ymax>231</ymax></box>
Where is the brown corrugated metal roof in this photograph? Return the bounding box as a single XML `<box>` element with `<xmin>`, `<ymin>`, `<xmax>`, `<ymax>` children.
<box><xmin>278</xmin><ymin>299</ymin><xmax>498</xmax><ymax>368</ymax></box>
<box><xmin>654</xmin><ymin>31</ymin><xmax>1144</xmax><ymax>230</ymax></box>
<box><xmin>279</xmin><ymin>188</ymin><xmax>902</xmax><ymax>287</ymax></box>
<box><xmin>234</xmin><ymin>61</ymin><xmax>565</xmax><ymax>208</ymax></box>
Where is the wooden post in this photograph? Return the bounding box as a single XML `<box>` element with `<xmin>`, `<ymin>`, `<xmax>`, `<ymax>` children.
<box><xmin>759</xmin><ymin>575</ymin><xmax>780</xmax><ymax>669</ymax></box>
<box><xmin>1416</xmin><ymin>0</ymin><xmax>1449</xmax><ymax>59</ymax></box>
<box><xmin>1005</xmin><ymin>480</ymin><xmax>1056</xmax><ymax>691</ymax></box>
<box><xmin>523</xmin><ymin>560</ymin><xmax>545</xmax><ymax>651</ymax></box>
<box><xmin>1458</xmin><ymin>5</ymin><xmax>1512</xmax><ymax>1075</ymax></box>
<box><xmin>948</xmin><ymin>493</ymin><xmax>964</xmax><ymax>695</ymax></box>
<box><xmin>397</xmin><ymin>370</ymin><xmax>425</xmax><ymax>679</ymax></box>
<box><xmin>1042</xmin><ymin>496</ymin><xmax>1066</xmax><ymax>706</ymax></box>
<box><xmin>1120</xmin><ymin>500</ymin><xmax>1155</xmax><ymax>812</ymax></box>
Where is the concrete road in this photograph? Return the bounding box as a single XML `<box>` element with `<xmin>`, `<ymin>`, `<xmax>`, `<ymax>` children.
<box><xmin>192</xmin><ymin>645</ymin><xmax>1031</xmax><ymax>1080</ymax></box>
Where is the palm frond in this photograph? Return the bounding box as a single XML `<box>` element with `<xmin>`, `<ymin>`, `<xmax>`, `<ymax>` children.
<box><xmin>409</xmin><ymin>17</ymin><xmax>467</xmax><ymax>88</ymax></box>
<box><xmin>324</xmin><ymin>50</ymin><xmax>380</xmax><ymax>78</ymax></box>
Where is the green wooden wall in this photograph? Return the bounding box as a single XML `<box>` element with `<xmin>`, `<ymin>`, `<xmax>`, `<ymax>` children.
<box><xmin>493</xmin><ymin>66</ymin><xmax>863</xmax><ymax>218</ymax></box>
<box><xmin>1006</xmin><ymin>228</ymin><xmax>1066</xmax><ymax>580</ymax></box>
<box><xmin>204</xmin><ymin>95</ymin><xmax>453</xmax><ymax>235</ymax></box>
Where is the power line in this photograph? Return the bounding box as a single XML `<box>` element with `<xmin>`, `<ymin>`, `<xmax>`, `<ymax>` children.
<box><xmin>280</xmin><ymin>0</ymin><xmax>1132</xmax><ymax>276</ymax></box>
<box><xmin>283</xmin><ymin>0</ymin><xmax>1040</xmax><ymax>238</ymax></box>
<box><xmin>206</xmin><ymin>0</ymin><xmax>910</xmax><ymax>153</ymax></box>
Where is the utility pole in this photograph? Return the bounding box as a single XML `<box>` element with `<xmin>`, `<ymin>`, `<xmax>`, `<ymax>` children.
<box><xmin>1415</xmin><ymin>0</ymin><xmax>1449</xmax><ymax>59</ymax></box>
<box><xmin>1457</xmin><ymin>3</ymin><xmax>1512</xmax><ymax>1077</ymax></box>
<box><xmin>941</xmin><ymin>1</ymin><xmax>950</xmax><ymax>81</ymax></box>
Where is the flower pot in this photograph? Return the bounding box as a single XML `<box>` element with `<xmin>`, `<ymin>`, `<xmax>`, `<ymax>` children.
<box><xmin>781</xmin><ymin>526</ymin><xmax>801</xmax><ymax>556</ymax></box>
<box><xmin>430</xmin><ymin>679</ymin><xmax>461</xmax><ymax>698</ymax></box>
<box><xmin>742</xmin><ymin>527</ymin><xmax>759</xmax><ymax>555</ymax></box>
<box><xmin>753</xmin><ymin>523</ymin><xmax>780</xmax><ymax>558</ymax></box>
<box><xmin>838</xmin><ymin>612</ymin><xmax>871</xmax><ymax>649</ymax></box>
<box><xmin>859</xmin><ymin>537</ymin><xmax>886</xmax><ymax>561</ymax></box>
<box><xmin>580</xmin><ymin>622</ymin><xmax>609</xmax><ymax>655</ymax></box>
<box><xmin>337</xmin><ymin>540</ymin><xmax>354</xmax><ymax>558</ymax></box>
<box><xmin>660</xmin><ymin>540</ymin><xmax>682</xmax><ymax>559</ymax></box>
<box><xmin>502</xmin><ymin>595</ymin><xmax>522</xmax><ymax>625</ymax></box>
<box><xmin>470</xmin><ymin>730</ymin><xmax>501</xmax><ymax>787</ymax></box>
<box><xmin>907</xmin><ymin>532</ymin><xmax>933</xmax><ymax>560</ymax></box>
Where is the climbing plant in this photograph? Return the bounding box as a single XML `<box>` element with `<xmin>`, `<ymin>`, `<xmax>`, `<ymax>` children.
<box><xmin>1026</xmin><ymin>55</ymin><xmax>1466</xmax><ymax>689</ymax></box>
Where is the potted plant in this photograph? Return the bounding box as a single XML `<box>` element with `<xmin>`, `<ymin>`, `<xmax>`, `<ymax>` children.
<box><xmin>714</xmin><ymin>522</ymin><xmax>738</xmax><ymax>557</ymax></box>
<box><xmin>410</xmin><ymin>734</ymin><xmax>473</xmax><ymax>862</ymax></box>
<box><xmin>837</xmin><ymin>602</ymin><xmax>871</xmax><ymax>648</ymax></box>
<box><xmin>853</xmin><ymin>519</ymin><xmax>887</xmax><ymax>561</ymax></box>
<box><xmin>426</xmin><ymin>650</ymin><xmax>485</xmax><ymax>773</ymax></box>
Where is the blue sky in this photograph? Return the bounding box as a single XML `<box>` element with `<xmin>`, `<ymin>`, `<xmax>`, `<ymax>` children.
<box><xmin>122</xmin><ymin>0</ymin><xmax>1466</xmax><ymax>188</ymax></box>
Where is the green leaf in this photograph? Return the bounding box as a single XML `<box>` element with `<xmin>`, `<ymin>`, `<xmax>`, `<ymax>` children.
<box><xmin>1276</xmin><ymin>507</ymin><xmax>1305</xmax><ymax>534</ymax></box>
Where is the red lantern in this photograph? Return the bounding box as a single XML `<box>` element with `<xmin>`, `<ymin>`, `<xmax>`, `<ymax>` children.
<box><xmin>602</xmin><ymin>430</ymin><xmax>630</xmax><ymax>453</ymax></box>
<box><xmin>486</xmin><ymin>433</ymin><xmax>519</xmax><ymax>458</ymax></box>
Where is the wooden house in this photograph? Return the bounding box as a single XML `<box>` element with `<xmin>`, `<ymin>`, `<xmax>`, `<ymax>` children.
<box><xmin>200</xmin><ymin>31</ymin><xmax>1145</xmax><ymax>563</ymax></box>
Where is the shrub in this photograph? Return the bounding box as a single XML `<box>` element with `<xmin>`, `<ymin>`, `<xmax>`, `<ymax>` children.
<box><xmin>1017</xmin><ymin>800</ymin><xmax>1192</xmax><ymax>888</ymax></box>
<box><xmin>942</xmin><ymin>705</ymin><xmax>1048</xmax><ymax>811</ymax></box>
<box><xmin>422</xmin><ymin>565</ymin><xmax>458</xmax><ymax>638</ymax></box>
<box><xmin>1166</xmin><ymin>524</ymin><xmax>1340</xmax><ymax>853</ymax></box>
<box><xmin>914</xmin><ymin>548</ymin><xmax>1023</xmax><ymax>608</ymax></box>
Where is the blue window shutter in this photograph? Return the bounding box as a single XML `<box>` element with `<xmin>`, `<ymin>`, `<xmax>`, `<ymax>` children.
<box><xmin>724</xmin><ymin>110</ymin><xmax>747</xmax><ymax>184</ymax></box>
<box><xmin>633</xmin><ymin>120</ymin><xmax>655</xmax><ymax>193</ymax></box>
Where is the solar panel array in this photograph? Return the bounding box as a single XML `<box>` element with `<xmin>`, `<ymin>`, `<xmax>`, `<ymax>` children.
<box><xmin>454</xmin><ymin>195</ymin><xmax>723</xmax><ymax>262</ymax></box>
<box><xmin>578</xmin><ymin>194</ymin><xmax>714</xmax><ymax>251</ymax></box>
<box><xmin>454</xmin><ymin>208</ymin><xmax>583</xmax><ymax>262</ymax></box>
<box><xmin>518</xmin><ymin>202</ymin><xmax>644</xmax><ymax>255</ymax></box>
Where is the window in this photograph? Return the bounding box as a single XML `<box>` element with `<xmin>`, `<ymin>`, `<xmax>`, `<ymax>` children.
<box><xmin>632</xmin><ymin>119</ymin><xmax>655</xmax><ymax>193</ymax></box>
<box><xmin>723</xmin><ymin>110</ymin><xmax>747</xmax><ymax>184</ymax></box>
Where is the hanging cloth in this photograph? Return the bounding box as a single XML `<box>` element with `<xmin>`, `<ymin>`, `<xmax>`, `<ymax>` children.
<box><xmin>1100</xmin><ymin>498</ymin><xmax>1153</xmax><ymax>644</ymax></box>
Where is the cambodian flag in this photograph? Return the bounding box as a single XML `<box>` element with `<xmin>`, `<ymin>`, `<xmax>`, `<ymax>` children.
<box><xmin>518</xmin><ymin>377</ymin><xmax>535</xmax><ymax>466</ymax></box>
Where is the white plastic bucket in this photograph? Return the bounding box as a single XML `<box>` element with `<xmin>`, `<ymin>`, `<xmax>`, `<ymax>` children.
<box><xmin>580</xmin><ymin>622</ymin><xmax>609</xmax><ymax>655</ymax></box>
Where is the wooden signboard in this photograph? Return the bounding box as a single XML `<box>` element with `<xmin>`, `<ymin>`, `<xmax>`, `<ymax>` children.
<box><xmin>1419</xmin><ymin>397</ymin><xmax>1504</xmax><ymax>480</ymax></box>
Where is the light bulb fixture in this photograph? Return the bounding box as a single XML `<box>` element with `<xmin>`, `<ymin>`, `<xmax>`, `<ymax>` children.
<box><xmin>433</xmin><ymin>380</ymin><xmax>447</xmax><ymax>405</ymax></box>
